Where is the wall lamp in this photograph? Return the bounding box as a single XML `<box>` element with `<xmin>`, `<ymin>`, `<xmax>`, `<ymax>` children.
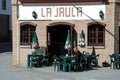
<box><xmin>32</xmin><ymin>10</ymin><xmax>38</xmax><ymax>19</ymax></box>
<box><xmin>99</xmin><ymin>10</ymin><xmax>104</xmax><ymax>20</ymax></box>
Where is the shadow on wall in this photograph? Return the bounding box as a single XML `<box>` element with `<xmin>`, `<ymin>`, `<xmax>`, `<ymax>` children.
<box><xmin>0</xmin><ymin>42</ymin><xmax>12</xmax><ymax>53</ymax></box>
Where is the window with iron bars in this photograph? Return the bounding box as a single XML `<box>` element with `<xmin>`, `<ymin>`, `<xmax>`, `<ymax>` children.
<box><xmin>20</xmin><ymin>25</ymin><xmax>36</xmax><ymax>45</ymax></box>
<box><xmin>88</xmin><ymin>24</ymin><xmax>105</xmax><ymax>46</ymax></box>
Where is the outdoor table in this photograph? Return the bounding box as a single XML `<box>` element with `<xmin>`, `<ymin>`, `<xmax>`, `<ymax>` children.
<box><xmin>59</xmin><ymin>56</ymin><xmax>77</xmax><ymax>72</ymax></box>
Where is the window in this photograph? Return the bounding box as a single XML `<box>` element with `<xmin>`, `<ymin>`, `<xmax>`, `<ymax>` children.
<box><xmin>20</xmin><ymin>25</ymin><xmax>36</xmax><ymax>45</ymax></box>
<box><xmin>2</xmin><ymin>0</ymin><xmax>6</xmax><ymax>10</ymax></box>
<box><xmin>88</xmin><ymin>24</ymin><xmax>105</xmax><ymax>46</ymax></box>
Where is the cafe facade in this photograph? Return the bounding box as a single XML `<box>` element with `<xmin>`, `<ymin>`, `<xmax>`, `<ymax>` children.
<box><xmin>12</xmin><ymin>0</ymin><xmax>120</xmax><ymax>66</ymax></box>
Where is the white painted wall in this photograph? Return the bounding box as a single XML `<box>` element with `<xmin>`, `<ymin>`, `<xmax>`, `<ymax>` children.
<box><xmin>19</xmin><ymin>4</ymin><xmax>105</xmax><ymax>20</ymax></box>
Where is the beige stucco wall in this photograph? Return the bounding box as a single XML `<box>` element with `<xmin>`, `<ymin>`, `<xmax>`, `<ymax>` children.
<box><xmin>12</xmin><ymin>0</ymin><xmax>120</xmax><ymax>66</ymax></box>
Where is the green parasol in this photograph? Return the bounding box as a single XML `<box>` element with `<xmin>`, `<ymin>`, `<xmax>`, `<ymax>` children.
<box><xmin>80</xmin><ymin>30</ymin><xmax>85</xmax><ymax>39</ymax></box>
<box><xmin>30</xmin><ymin>32</ymin><xmax>40</xmax><ymax>49</ymax></box>
<box><xmin>64</xmin><ymin>30</ymin><xmax>71</xmax><ymax>53</ymax></box>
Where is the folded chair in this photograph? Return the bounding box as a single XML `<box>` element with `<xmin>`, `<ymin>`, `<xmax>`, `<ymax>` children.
<box><xmin>90</xmin><ymin>54</ymin><xmax>100</xmax><ymax>68</ymax></box>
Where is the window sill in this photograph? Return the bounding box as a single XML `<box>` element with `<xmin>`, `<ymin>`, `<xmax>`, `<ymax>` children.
<box><xmin>20</xmin><ymin>45</ymin><xmax>31</xmax><ymax>48</ymax></box>
<box><xmin>87</xmin><ymin>46</ymin><xmax>105</xmax><ymax>49</ymax></box>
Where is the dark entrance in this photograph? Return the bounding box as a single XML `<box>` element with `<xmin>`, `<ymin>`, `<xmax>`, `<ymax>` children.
<box><xmin>47</xmin><ymin>22</ymin><xmax>76</xmax><ymax>58</ymax></box>
<box><xmin>47</xmin><ymin>25</ymin><xmax>69</xmax><ymax>57</ymax></box>
<box><xmin>119</xmin><ymin>27</ymin><xmax>120</xmax><ymax>53</ymax></box>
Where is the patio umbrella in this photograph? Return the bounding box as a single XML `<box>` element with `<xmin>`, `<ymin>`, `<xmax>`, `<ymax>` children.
<box><xmin>30</xmin><ymin>32</ymin><xmax>40</xmax><ymax>49</ymax></box>
<box><xmin>64</xmin><ymin>30</ymin><xmax>71</xmax><ymax>54</ymax></box>
<box><xmin>91</xmin><ymin>45</ymin><xmax>96</xmax><ymax>55</ymax></box>
<box><xmin>80</xmin><ymin>30</ymin><xmax>85</xmax><ymax>39</ymax></box>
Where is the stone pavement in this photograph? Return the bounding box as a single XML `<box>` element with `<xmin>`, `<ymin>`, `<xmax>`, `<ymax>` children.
<box><xmin>12</xmin><ymin>64</ymin><xmax>120</xmax><ymax>80</ymax></box>
<box><xmin>1</xmin><ymin>52</ymin><xmax>119</xmax><ymax>80</ymax></box>
<box><xmin>11</xmin><ymin>61</ymin><xmax>120</xmax><ymax>80</ymax></box>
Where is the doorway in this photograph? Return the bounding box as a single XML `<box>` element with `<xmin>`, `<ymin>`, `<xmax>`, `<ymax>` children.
<box><xmin>47</xmin><ymin>22</ymin><xmax>75</xmax><ymax>58</ymax></box>
<box><xmin>119</xmin><ymin>27</ymin><xmax>120</xmax><ymax>53</ymax></box>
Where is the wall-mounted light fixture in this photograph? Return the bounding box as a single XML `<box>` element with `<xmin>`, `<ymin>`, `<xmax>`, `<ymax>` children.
<box><xmin>78</xmin><ymin>30</ymin><xmax>85</xmax><ymax>47</ymax></box>
<box><xmin>99</xmin><ymin>10</ymin><xmax>104</xmax><ymax>20</ymax></box>
<box><xmin>32</xmin><ymin>10</ymin><xmax>38</xmax><ymax>19</ymax></box>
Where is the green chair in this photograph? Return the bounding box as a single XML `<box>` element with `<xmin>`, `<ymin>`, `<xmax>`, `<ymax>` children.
<box><xmin>59</xmin><ymin>56</ymin><xmax>69</xmax><ymax>72</ymax></box>
<box><xmin>42</xmin><ymin>54</ymin><xmax>49</xmax><ymax>66</ymax></box>
<box><xmin>90</xmin><ymin>54</ymin><xmax>99</xmax><ymax>68</ymax></box>
<box><xmin>114</xmin><ymin>53</ymin><xmax>120</xmax><ymax>69</ymax></box>
<box><xmin>53</xmin><ymin>56</ymin><xmax>60</xmax><ymax>72</ymax></box>
<box><xmin>80</xmin><ymin>54</ymin><xmax>88</xmax><ymax>70</ymax></box>
<box><xmin>110</xmin><ymin>53</ymin><xmax>120</xmax><ymax>69</ymax></box>
<box><xmin>109</xmin><ymin>54</ymin><xmax>115</xmax><ymax>69</ymax></box>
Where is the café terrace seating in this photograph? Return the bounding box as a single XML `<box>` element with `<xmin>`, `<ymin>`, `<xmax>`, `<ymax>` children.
<box><xmin>53</xmin><ymin>51</ymin><xmax>100</xmax><ymax>72</ymax></box>
<box><xmin>27</xmin><ymin>47</ymin><xmax>100</xmax><ymax>72</ymax></box>
<box><xmin>27</xmin><ymin>47</ymin><xmax>50</xmax><ymax>68</ymax></box>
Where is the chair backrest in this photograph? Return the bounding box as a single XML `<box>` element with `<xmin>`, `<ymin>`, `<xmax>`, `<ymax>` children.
<box><xmin>112</xmin><ymin>53</ymin><xmax>120</xmax><ymax>62</ymax></box>
<box><xmin>54</xmin><ymin>56</ymin><xmax>60</xmax><ymax>62</ymax></box>
<box><xmin>70</xmin><ymin>57</ymin><xmax>76</xmax><ymax>63</ymax></box>
<box><xmin>36</xmin><ymin>46</ymin><xmax>46</xmax><ymax>55</ymax></box>
<box><xmin>109</xmin><ymin>54</ymin><xmax>114</xmax><ymax>62</ymax></box>
<box><xmin>80</xmin><ymin>54</ymin><xmax>88</xmax><ymax>62</ymax></box>
<box><xmin>91</xmin><ymin>54</ymin><xmax>99</xmax><ymax>60</ymax></box>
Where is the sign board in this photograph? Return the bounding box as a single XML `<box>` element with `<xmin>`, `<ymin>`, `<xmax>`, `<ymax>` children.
<box><xmin>19</xmin><ymin>5</ymin><xmax>105</xmax><ymax>20</ymax></box>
